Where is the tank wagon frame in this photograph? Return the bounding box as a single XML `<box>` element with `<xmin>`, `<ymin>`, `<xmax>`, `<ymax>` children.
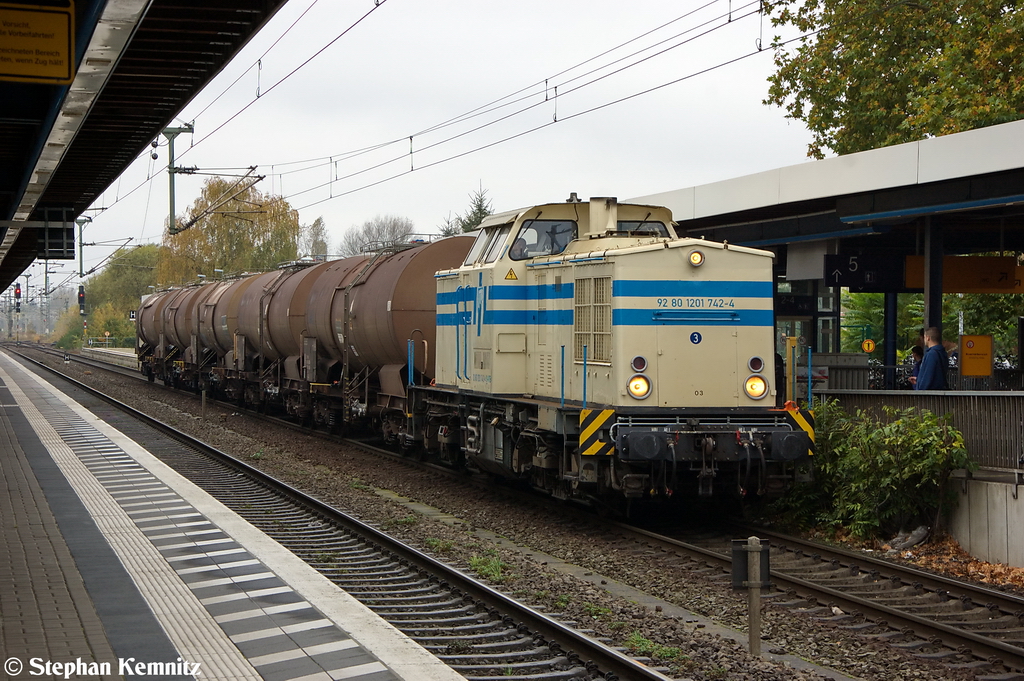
<box><xmin>137</xmin><ymin>197</ymin><xmax>812</xmax><ymax>507</ymax></box>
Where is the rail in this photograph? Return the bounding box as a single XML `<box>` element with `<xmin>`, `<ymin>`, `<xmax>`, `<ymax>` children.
<box><xmin>10</xmin><ymin>345</ymin><xmax>673</xmax><ymax>681</ymax></box>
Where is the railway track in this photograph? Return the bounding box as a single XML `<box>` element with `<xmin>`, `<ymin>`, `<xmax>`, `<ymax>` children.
<box><xmin>602</xmin><ymin>522</ymin><xmax>1024</xmax><ymax>678</ymax></box>
<box><xmin>21</xmin><ymin>344</ymin><xmax>1024</xmax><ymax>679</ymax></box>
<box><xmin>7</xmin><ymin>346</ymin><xmax>674</xmax><ymax>681</ymax></box>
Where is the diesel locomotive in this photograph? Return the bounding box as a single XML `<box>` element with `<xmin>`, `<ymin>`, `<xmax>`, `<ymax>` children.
<box><xmin>137</xmin><ymin>197</ymin><xmax>813</xmax><ymax>505</ymax></box>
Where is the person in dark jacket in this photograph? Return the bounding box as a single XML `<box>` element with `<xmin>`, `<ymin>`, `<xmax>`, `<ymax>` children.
<box><xmin>908</xmin><ymin>345</ymin><xmax>923</xmax><ymax>387</ymax></box>
<box><xmin>915</xmin><ymin>327</ymin><xmax>948</xmax><ymax>390</ymax></box>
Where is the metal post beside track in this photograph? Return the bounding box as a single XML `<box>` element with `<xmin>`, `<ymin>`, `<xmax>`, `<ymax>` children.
<box><xmin>732</xmin><ymin>536</ymin><xmax>770</xmax><ymax>656</ymax></box>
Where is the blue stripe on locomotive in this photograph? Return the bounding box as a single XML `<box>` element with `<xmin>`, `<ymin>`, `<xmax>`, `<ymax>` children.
<box><xmin>612</xmin><ymin>280</ymin><xmax>773</xmax><ymax>298</ymax></box>
<box><xmin>436</xmin><ymin>279</ymin><xmax>773</xmax><ymax>327</ymax></box>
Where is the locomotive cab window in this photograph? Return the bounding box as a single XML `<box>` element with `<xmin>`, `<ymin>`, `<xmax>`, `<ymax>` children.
<box><xmin>464</xmin><ymin>225</ymin><xmax>510</xmax><ymax>265</ymax></box>
<box><xmin>509</xmin><ymin>219</ymin><xmax>576</xmax><ymax>261</ymax></box>
<box><xmin>484</xmin><ymin>226</ymin><xmax>511</xmax><ymax>263</ymax></box>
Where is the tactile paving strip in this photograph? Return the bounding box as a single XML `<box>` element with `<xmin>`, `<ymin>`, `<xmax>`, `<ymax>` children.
<box><xmin>0</xmin><ymin>357</ymin><xmax>398</xmax><ymax>681</ymax></box>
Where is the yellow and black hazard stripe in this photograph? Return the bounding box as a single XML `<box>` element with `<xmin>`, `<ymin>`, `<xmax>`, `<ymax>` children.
<box><xmin>579</xmin><ymin>408</ymin><xmax>615</xmax><ymax>456</ymax></box>
<box><xmin>784</xmin><ymin>407</ymin><xmax>815</xmax><ymax>456</ymax></box>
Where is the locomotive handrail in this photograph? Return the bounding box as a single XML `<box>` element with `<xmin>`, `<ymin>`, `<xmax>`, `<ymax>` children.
<box><xmin>455</xmin><ymin>286</ymin><xmax>464</xmax><ymax>381</ymax></box>
<box><xmin>651</xmin><ymin>310</ymin><xmax>740</xmax><ymax>322</ymax></box>
<box><xmin>459</xmin><ymin>286</ymin><xmax>469</xmax><ymax>380</ymax></box>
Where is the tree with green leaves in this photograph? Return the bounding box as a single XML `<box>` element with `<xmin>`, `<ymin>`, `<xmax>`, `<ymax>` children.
<box><xmin>86</xmin><ymin>244</ymin><xmax>161</xmax><ymax>314</ymax></box>
<box><xmin>765</xmin><ymin>0</ymin><xmax>1024</xmax><ymax>158</ymax></box>
<box><xmin>53</xmin><ymin>244</ymin><xmax>161</xmax><ymax>347</ymax></box>
<box><xmin>840</xmin><ymin>290</ymin><xmax>968</xmax><ymax>359</ymax></box>
<box><xmin>157</xmin><ymin>176</ymin><xmax>300</xmax><ymax>285</ymax></box>
<box><xmin>439</xmin><ymin>187</ymin><xmax>493</xmax><ymax>236</ymax></box>
<box><xmin>945</xmin><ymin>291</ymin><xmax>1024</xmax><ymax>357</ymax></box>
<box><xmin>840</xmin><ymin>291</ymin><xmax>926</xmax><ymax>358</ymax></box>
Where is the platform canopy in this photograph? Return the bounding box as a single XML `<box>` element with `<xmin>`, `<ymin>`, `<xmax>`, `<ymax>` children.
<box><xmin>633</xmin><ymin>119</ymin><xmax>1024</xmax><ymax>260</ymax></box>
<box><xmin>0</xmin><ymin>0</ymin><xmax>290</xmax><ymax>292</ymax></box>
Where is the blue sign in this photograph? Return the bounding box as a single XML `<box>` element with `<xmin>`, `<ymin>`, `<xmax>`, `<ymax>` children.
<box><xmin>690</xmin><ymin>332</ymin><xmax>702</xmax><ymax>344</ymax></box>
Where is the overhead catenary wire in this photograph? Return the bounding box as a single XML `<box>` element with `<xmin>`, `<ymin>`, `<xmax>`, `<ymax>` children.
<box><xmin>293</xmin><ymin>0</ymin><xmax>895</xmax><ymax>211</ymax></box>
<box><xmin>187</xmin><ymin>0</ymin><xmax>324</xmax><ymax>122</ymax></box>
<box><xmin>78</xmin><ymin>0</ymin><xmax>857</xmax><ymax>289</ymax></box>
<box><xmin>265</xmin><ymin>0</ymin><xmax>742</xmax><ymax>178</ymax></box>
<box><xmin>88</xmin><ymin>0</ymin><xmax>750</xmax><ymax>222</ymax></box>
<box><xmin>273</xmin><ymin>1</ymin><xmax>767</xmax><ymax>208</ymax></box>
<box><xmin>88</xmin><ymin>0</ymin><xmax>389</xmax><ymax>223</ymax></box>
<box><xmin>180</xmin><ymin>0</ymin><xmax>391</xmax><ymax>157</ymax></box>
<box><xmin>288</xmin><ymin>3</ymin><xmax>766</xmax><ymax>208</ymax></box>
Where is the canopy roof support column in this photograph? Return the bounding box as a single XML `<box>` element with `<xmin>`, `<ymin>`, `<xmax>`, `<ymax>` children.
<box><xmin>924</xmin><ymin>216</ymin><xmax>944</xmax><ymax>334</ymax></box>
<box><xmin>884</xmin><ymin>291</ymin><xmax>898</xmax><ymax>389</ymax></box>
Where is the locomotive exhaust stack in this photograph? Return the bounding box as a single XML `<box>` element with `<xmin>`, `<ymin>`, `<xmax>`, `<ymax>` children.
<box><xmin>586</xmin><ymin>196</ymin><xmax>618</xmax><ymax>238</ymax></box>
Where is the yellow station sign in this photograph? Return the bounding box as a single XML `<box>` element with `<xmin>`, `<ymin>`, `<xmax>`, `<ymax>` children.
<box><xmin>0</xmin><ymin>2</ymin><xmax>75</xmax><ymax>85</ymax></box>
<box><xmin>905</xmin><ymin>255</ymin><xmax>1017</xmax><ymax>293</ymax></box>
<box><xmin>960</xmin><ymin>335</ymin><xmax>993</xmax><ymax>377</ymax></box>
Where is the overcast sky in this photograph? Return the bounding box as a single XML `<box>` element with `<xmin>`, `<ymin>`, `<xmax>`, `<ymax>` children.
<box><xmin>40</xmin><ymin>0</ymin><xmax>816</xmax><ymax>291</ymax></box>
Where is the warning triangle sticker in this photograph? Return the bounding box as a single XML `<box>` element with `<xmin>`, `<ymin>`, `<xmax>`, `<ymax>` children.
<box><xmin>505</xmin><ymin>269</ymin><xmax>518</xmax><ymax>280</ymax></box>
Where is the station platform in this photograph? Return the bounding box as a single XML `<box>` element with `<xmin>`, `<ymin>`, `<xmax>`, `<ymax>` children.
<box><xmin>0</xmin><ymin>350</ymin><xmax>463</xmax><ymax>681</ymax></box>
<box><xmin>80</xmin><ymin>346</ymin><xmax>140</xmax><ymax>369</ymax></box>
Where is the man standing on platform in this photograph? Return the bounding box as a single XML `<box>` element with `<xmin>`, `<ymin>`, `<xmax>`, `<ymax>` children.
<box><xmin>915</xmin><ymin>327</ymin><xmax>948</xmax><ymax>390</ymax></box>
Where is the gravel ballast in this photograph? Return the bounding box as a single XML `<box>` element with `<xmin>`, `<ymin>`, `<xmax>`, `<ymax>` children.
<box><xmin>29</xmin><ymin>352</ymin><xmax>995</xmax><ymax>681</ymax></box>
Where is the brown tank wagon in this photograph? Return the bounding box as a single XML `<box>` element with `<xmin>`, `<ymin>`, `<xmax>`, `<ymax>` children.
<box><xmin>138</xmin><ymin>236</ymin><xmax>473</xmax><ymax>421</ymax></box>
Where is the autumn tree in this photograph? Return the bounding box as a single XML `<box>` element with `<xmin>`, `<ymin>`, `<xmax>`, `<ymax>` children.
<box><xmin>764</xmin><ymin>0</ymin><xmax>1024</xmax><ymax>158</ymax></box>
<box><xmin>337</xmin><ymin>215</ymin><xmax>414</xmax><ymax>256</ymax></box>
<box><xmin>51</xmin><ymin>244</ymin><xmax>161</xmax><ymax>347</ymax></box>
<box><xmin>52</xmin><ymin>293</ymin><xmax>83</xmax><ymax>348</ymax></box>
<box><xmin>157</xmin><ymin>176</ymin><xmax>300</xmax><ymax>284</ymax></box>
<box><xmin>86</xmin><ymin>244</ymin><xmax>161</xmax><ymax>313</ymax></box>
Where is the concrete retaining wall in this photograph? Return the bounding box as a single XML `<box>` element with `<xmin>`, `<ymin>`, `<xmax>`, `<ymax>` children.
<box><xmin>948</xmin><ymin>479</ymin><xmax>1024</xmax><ymax>568</ymax></box>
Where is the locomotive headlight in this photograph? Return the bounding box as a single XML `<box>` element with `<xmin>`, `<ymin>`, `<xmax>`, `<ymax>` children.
<box><xmin>627</xmin><ymin>374</ymin><xmax>652</xmax><ymax>399</ymax></box>
<box><xmin>688</xmin><ymin>249</ymin><xmax>705</xmax><ymax>267</ymax></box>
<box><xmin>743</xmin><ymin>374</ymin><xmax>769</xmax><ymax>400</ymax></box>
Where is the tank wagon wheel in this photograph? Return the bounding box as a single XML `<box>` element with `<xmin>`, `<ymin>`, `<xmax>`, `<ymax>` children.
<box><xmin>399</xmin><ymin>437</ymin><xmax>424</xmax><ymax>462</ymax></box>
